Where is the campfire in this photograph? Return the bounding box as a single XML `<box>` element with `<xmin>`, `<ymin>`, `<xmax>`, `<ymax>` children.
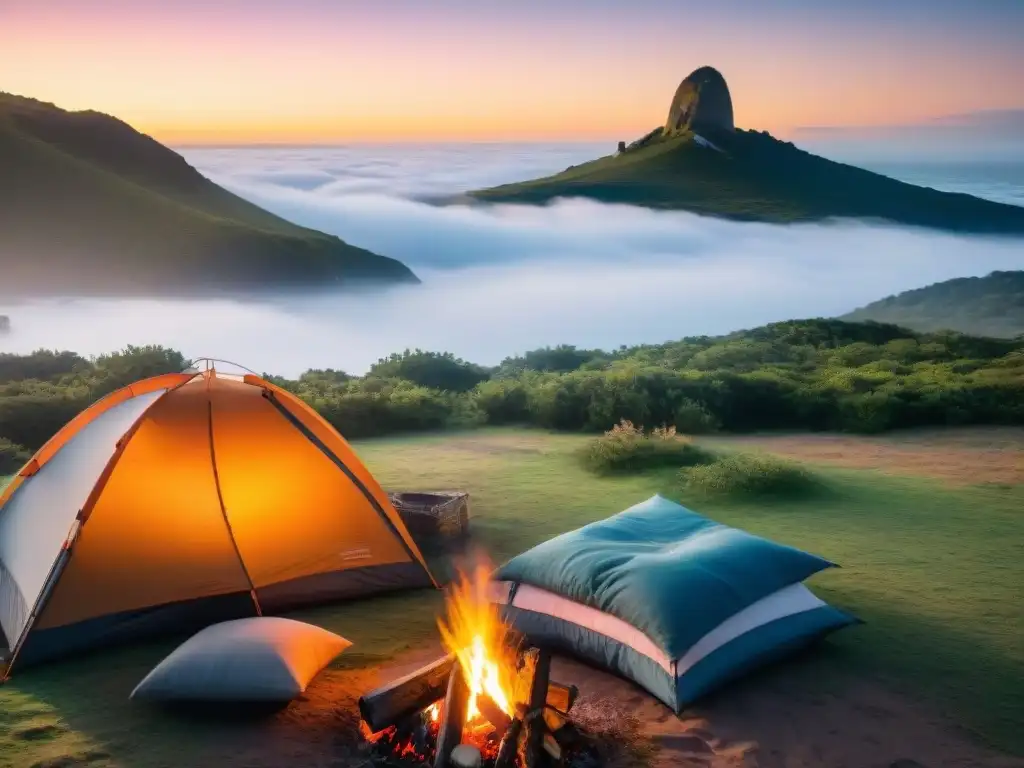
<box><xmin>358</xmin><ymin>564</ymin><xmax>599</xmax><ymax>768</ymax></box>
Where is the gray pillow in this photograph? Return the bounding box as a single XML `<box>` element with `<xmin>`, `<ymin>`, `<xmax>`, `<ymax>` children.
<box><xmin>131</xmin><ymin>617</ymin><xmax>352</xmax><ymax>702</ymax></box>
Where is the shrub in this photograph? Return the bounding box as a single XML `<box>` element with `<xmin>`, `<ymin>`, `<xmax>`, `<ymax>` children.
<box><xmin>581</xmin><ymin>419</ymin><xmax>712</xmax><ymax>475</ymax></box>
<box><xmin>0</xmin><ymin>438</ymin><xmax>31</xmax><ymax>474</ymax></box>
<box><xmin>681</xmin><ymin>452</ymin><xmax>818</xmax><ymax>497</ymax></box>
<box><xmin>673</xmin><ymin>398</ymin><xmax>720</xmax><ymax>434</ymax></box>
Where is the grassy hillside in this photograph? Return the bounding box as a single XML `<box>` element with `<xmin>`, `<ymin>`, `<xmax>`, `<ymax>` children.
<box><xmin>844</xmin><ymin>270</ymin><xmax>1024</xmax><ymax>339</ymax></box>
<box><xmin>0</xmin><ymin>93</ymin><xmax>418</xmax><ymax>296</ymax></box>
<box><xmin>467</xmin><ymin>129</ymin><xmax>1024</xmax><ymax>235</ymax></box>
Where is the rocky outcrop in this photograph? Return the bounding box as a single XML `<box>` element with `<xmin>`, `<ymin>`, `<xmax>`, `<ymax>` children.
<box><xmin>664</xmin><ymin>66</ymin><xmax>735</xmax><ymax>135</ymax></box>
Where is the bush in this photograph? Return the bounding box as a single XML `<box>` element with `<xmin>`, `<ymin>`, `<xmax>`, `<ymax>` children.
<box><xmin>581</xmin><ymin>419</ymin><xmax>712</xmax><ymax>475</ymax></box>
<box><xmin>0</xmin><ymin>438</ymin><xmax>31</xmax><ymax>474</ymax></box>
<box><xmin>681</xmin><ymin>452</ymin><xmax>818</xmax><ymax>497</ymax></box>
<box><xmin>673</xmin><ymin>398</ymin><xmax>720</xmax><ymax>434</ymax></box>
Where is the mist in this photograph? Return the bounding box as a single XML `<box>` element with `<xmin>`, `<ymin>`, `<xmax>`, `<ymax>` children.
<box><xmin>2</xmin><ymin>144</ymin><xmax>1022</xmax><ymax>377</ymax></box>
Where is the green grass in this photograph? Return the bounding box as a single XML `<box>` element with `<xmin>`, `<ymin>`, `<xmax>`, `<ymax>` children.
<box><xmin>467</xmin><ymin>129</ymin><xmax>1024</xmax><ymax>235</ymax></box>
<box><xmin>0</xmin><ymin>93</ymin><xmax>418</xmax><ymax>295</ymax></box>
<box><xmin>1</xmin><ymin>429</ymin><xmax>1023</xmax><ymax>766</ymax></box>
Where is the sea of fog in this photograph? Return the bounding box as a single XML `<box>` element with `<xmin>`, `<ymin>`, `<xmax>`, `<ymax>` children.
<box><xmin>2</xmin><ymin>141</ymin><xmax>1023</xmax><ymax>377</ymax></box>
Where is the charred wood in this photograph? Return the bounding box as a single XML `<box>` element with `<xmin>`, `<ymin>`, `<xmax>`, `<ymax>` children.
<box><xmin>493</xmin><ymin>715</ymin><xmax>524</xmax><ymax>768</ymax></box>
<box><xmin>477</xmin><ymin>692</ymin><xmax>513</xmax><ymax>739</ymax></box>
<box><xmin>522</xmin><ymin>648</ymin><xmax>552</xmax><ymax>768</ymax></box>
<box><xmin>546</xmin><ymin>681</ymin><xmax>578</xmax><ymax>714</ymax></box>
<box><xmin>358</xmin><ymin>653</ymin><xmax>455</xmax><ymax>733</ymax></box>
<box><xmin>433</xmin><ymin>664</ymin><xmax>470</xmax><ymax>768</ymax></box>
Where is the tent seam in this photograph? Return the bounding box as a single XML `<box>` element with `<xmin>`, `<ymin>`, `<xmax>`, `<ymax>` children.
<box><xmin>262</xmin><ymin>391</ymin><xmax>438</xmax><ymax>588</ymax></box>
<box><xmin>205</xmin><ymin>383</ymin><xmax>263</xmax><ymax>617</ymax></box>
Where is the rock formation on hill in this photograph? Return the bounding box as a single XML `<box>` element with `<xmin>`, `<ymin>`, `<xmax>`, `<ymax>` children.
<box><xmin>465</xmin><ymin>65</ymin><xmax>1024</xmax><ymax>235</ymax></box>
<box><xmin>664</xmin><ymin>65</ymin><xmax>735</xmax><ymax>135</ymax></box>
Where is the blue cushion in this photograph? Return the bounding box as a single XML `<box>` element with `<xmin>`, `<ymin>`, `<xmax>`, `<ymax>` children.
<box><xmin>495</xmin><ymin>494</ymin><xmax>835</xmax><ymax>660</ymax></box>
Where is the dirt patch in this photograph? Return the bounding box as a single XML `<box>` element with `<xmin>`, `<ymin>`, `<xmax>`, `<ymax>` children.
<box><xmin>710</xmin><ymin>427</ymin><xmax>1024</xmax><ymax>486</ymax></box>
<box><xmin>15</xmin><ymin>724</ymin><xmax>64</xmax><ymax>741</ymax></box>
<box><xmin>551</xmin><ymin>655</ymin><xmax>1024</xmax><ymax>768</ymax></box>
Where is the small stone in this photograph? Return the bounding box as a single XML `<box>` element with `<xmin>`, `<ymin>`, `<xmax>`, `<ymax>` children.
<box><xmin>450</xmin><ymin>743</ymin><xmax>482</xmax><ymax>768</ymax></box>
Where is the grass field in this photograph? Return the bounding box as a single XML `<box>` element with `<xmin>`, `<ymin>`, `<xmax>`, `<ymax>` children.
<box><xmin>1</xmin><ymin>428</ymin><xmax>1022</xmax><ymax>767</ymax></box>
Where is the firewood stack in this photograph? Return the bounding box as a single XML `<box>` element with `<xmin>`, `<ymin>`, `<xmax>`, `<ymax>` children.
<box><xmin>358</xmin><ymin>648</ymin><xmax>586</xmax><ymax>768</ymax></box>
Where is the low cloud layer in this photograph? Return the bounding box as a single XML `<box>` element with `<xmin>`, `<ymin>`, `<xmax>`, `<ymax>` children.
<box><xmin>3</xmin><ymin>144</ymin><xmax>1022</xmax><ymax>377</ymax></box>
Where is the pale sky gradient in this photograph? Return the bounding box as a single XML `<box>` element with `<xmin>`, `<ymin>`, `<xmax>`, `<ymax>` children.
<box><xmin>3</xmin><ymin>0</ymin><xmax>1023</xmax><ymax>143</ymax></box>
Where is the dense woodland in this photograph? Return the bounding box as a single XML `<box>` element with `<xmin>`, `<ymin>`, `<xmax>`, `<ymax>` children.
<box><xmin>1</xmin><ymin>318</ymin><xmax>1022</xmax><ymax>473</ymax></box>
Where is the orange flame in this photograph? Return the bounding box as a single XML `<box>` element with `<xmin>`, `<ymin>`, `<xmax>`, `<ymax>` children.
<box><xmin>436</xmin><ymin>562</ymin><xmax>520</xmax><ymax>725</ymax></box>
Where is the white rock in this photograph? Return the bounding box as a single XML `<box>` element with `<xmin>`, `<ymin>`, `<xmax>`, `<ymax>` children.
<box><xmin>449</xmin><ymin>743</ymin><xmax>482</xmax><ymax>768</ymax></box>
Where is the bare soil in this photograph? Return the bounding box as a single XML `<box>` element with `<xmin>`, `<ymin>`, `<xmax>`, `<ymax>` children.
<box><xmin>709</xmin><ymin>427</ymin><xmax>1024</xmax><ymax>486</ymax></box>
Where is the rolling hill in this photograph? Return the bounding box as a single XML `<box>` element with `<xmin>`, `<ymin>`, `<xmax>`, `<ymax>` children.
<box><xmin>465</xmin><ymin>68</ymin><xmax>1024</xmax><ymax>236</ymax></box>
<box><xmin>844</xmin><ymin>270</ymin><xmax>1024</xmax><ymax>338</ymax></box>
<box><xmin>0</xmin><ymin>93</ymin><xmax>418</xmax><ymax>297</ymax></box>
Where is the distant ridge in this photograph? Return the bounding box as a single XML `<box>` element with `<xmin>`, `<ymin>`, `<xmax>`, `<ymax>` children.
<box><xmin>464</xmin><ymin>67</ymin><xmax>1024</xmax><ymax>235</ymax></box>
<box><xmin>0</xmin><ymin>92</ymin><xmax>419</xmax><ymax>298</ymax></box>
<box><xmin>843</xmin><ymin>270</ymin><xmax>1024</xmax><ymax>339</ymax></box>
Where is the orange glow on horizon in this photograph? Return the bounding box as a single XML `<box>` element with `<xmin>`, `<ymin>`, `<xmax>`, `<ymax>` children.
<box><xmin>4</xmin><ymin>2</ymin><xmax>1022</xmax><ymax>145</ymax></box>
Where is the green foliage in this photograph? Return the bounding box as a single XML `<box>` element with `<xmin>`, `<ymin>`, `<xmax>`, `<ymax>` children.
<box><xmin>681</xmin><ymin>452</ymin><xmax>818</xmax><ymax>496</ymax></box>
<box><xmin>497</xmin><ymin>344</ymin><xmax>608</xmax><ymax>375</ymax></box>
<box><xmin>0</xmin><ymin>319</ymin><xmax>1021</xmax><ymax>451</ymax></box>
<box><xmin>0</xmin><ymin>349</ymin><xmax>87</xmax><ymax>383</ymax></box>
<box><xmin>845</xmin><ymin>270</ymin><xmax>1024</xmax><ymax>339</ymax></box>
<box><xmin>672</xmin><ymin>398</ymin><xmax>720</xmax><ymax>434</ymax></box>
<box><xmin>581</xmin><ymin>419</ymin><xmax>712</xmax><ymax>475</ymax></box>
<box><xmin>369</xmin><ymin>350</ymin><xmax>490</xmax><ymax>392</ymax></box>
<box><xmin>0</xmin><ymin>437</ymin><xmax>30</xmax><ymax>473</ymax></box>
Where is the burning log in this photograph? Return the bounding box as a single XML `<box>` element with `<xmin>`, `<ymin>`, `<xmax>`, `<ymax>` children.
<box><xmin>434</xmin><ymin>664</ymin><xmax>470</xmax><ymax>768</ymax></box>
<box><xmin>493</xmin><ymin>708</ymin><xmax>524</xmax><ymax>768</ymax></box>
<box><xmin>477</xmin><ymin>692</ymin><xmax>513</xmax><ymax>739</ymax></box>
<box><xmin>522</xmin><ymin>648</ymin><xmax>552</xmax><ymax>768</ymax></box>
<box><xmin>542</xmin><ymin>732</ymin><xmax>562</xmax><ymax>762</ymax></box>
<box><xmin>358</xmin><ymin>653</ymin><xmax>456</xmax><ymax>733</ymax></box>
<box><xmin>357</xmin><ymin>650</ymin><xmax>574</xmax><ymax>735</ymax></box>
<box><xmin>542</xmin><ymin>705</ymin><xmax>569</xmax><ymax>734</ymax></box>
<box><xmin>546</xmin><ymin>681</ymin><xmax>578</xmax><ymax>714</ymax></box>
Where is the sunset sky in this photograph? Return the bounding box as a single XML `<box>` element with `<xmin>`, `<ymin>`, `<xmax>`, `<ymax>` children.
<box><xmin>4</xmin><ymin>0</ymin><xmax>1023</xmax><ymax>144</ymax></box>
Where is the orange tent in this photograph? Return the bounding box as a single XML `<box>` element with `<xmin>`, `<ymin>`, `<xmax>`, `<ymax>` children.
<box><xmin>0</xmin><ymin>369</ymin><xmax>436</xmax><ymax>675</ymax></box>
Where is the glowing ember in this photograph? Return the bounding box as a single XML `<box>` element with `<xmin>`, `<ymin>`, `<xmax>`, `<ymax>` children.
<box><xmin>427</xmin><ymin>702</ymin><xmax>440</xmax><ymax>722</ymax></box>
<box><xmin>436</xmin><ymin>562</ymin><xmax>522</xmax><ymax>726</ymax></box>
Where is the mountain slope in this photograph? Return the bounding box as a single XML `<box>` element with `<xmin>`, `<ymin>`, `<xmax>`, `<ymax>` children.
<box><xmin>844</xmin><ymin>271</ymin><xmax>1024</xmax><ymax>338</ymax></box>
<box><xmin>0</xmin><ymin>93</ymin><xmax>418</xmax><ymax>296</ymax></box>
<box><xmin>466</xmin><ymin>128</ymin><xmax>1024</xmax><ymax>235</ymax></box>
